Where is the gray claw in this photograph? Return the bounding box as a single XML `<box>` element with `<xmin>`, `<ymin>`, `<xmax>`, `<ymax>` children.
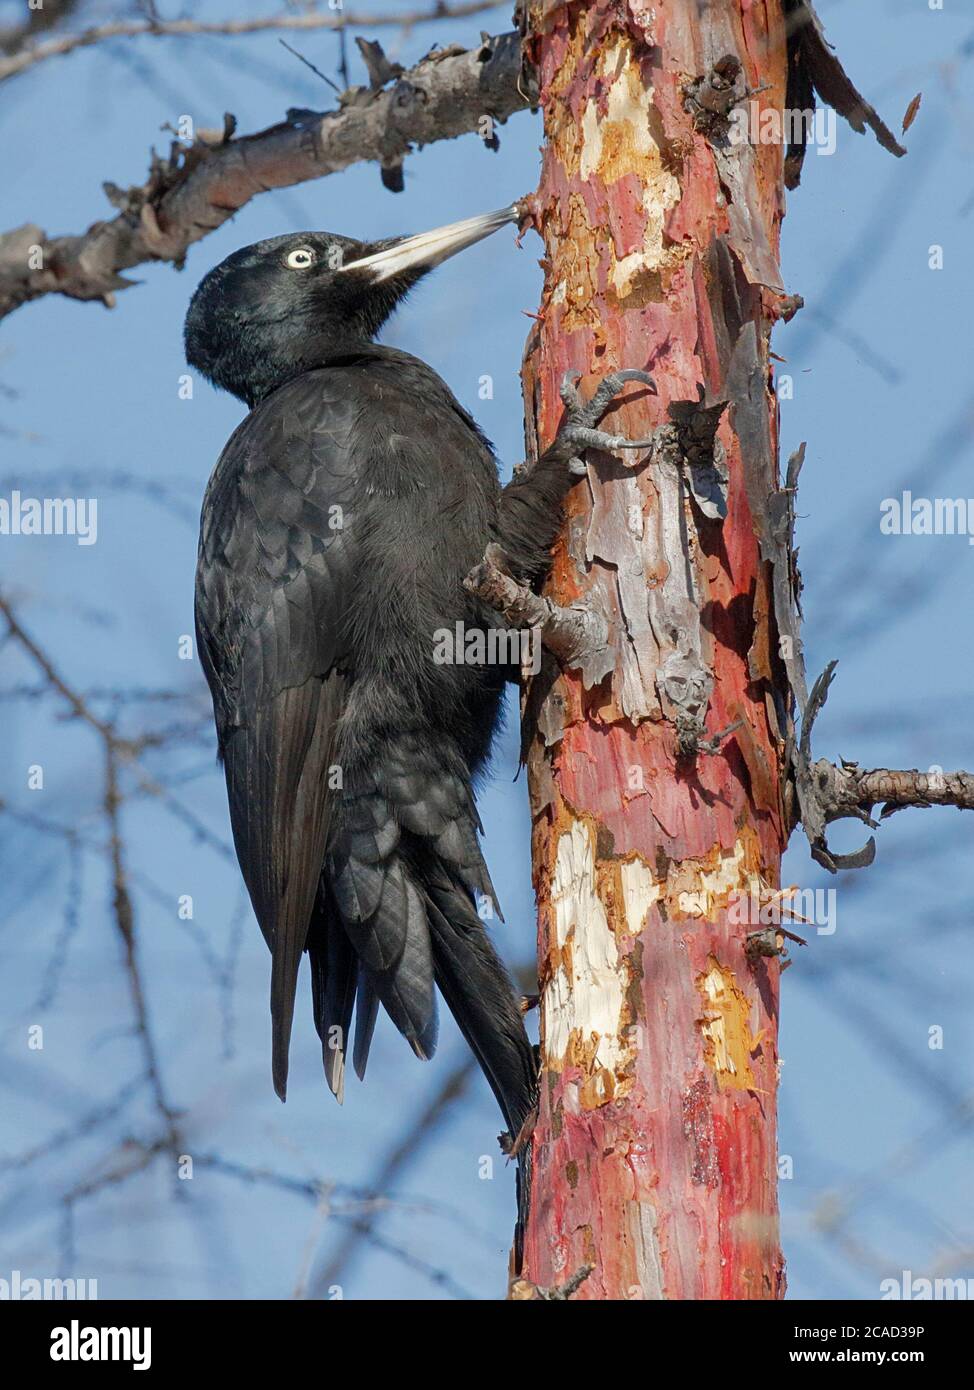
<box><xmin>565</xmin><ymin>425</ymin><xmax>657</xmax><ymax>452</ymax></box>
<box><xmin>584</xmin><ymin>370</ymin><xmax>657</xmax><ymax>427</ymax></box>
<box><xmin>549</xmin><ymin>368</ymin><xmax>658</xmax><ymax>470</ymax></box>
<box><xmin>559</xmin><ymin>370</ymin><xmax>583</xmax><ymax>412</ymax></box>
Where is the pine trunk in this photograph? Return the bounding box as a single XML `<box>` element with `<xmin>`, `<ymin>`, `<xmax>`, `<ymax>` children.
<box><xmin>517</xmin><ymin>0</ymin><xmax>794</xmax><ymax>1300</ymax></box>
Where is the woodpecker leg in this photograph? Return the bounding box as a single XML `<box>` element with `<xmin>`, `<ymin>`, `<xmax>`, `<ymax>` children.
<box><xmin>543</xmin><ymin>368</ymin><xmax>658</xmax><ymax>476</ymax></box>
<box><xmin>490</xmin><ymin>367</ymin><xmax>659</xmax><ymax>586</ymax></box>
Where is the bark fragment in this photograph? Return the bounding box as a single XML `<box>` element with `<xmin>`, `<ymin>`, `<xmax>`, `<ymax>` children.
<box><xmin>783</xmin><ymin>0</ymin><xmax>907</xmax><ymax>187</ymax></box>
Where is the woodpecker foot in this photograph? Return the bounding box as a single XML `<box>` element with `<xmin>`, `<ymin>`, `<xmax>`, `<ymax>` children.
<box><xmin>545</xmin><ymin>369</ymin><xmax>658</xmax><ymax>476</ymax></box>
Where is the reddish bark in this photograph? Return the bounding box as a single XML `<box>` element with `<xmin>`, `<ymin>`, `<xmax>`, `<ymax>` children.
<box><xmin>516</xmin><ymin>0</ymin><xmax>794</xmax><ymax>1300</ymax></box>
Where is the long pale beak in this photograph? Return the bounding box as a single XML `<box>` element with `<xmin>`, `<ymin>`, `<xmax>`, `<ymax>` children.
<box><xmin>339</xmin><ymin>205</ymin><xmax>519</xmax><ymax>282</ymax></box>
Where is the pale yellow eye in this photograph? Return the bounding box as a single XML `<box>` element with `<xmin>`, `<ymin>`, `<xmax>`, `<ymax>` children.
<box><xmin>285</xmin><ymin>247</ymin><xmax>316</xmax><ymax>270</ymax></box>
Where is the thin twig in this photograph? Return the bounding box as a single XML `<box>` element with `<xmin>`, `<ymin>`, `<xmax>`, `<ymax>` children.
<box><xmin>310</xmin><ymin>1056</ymin><xmax>476</xmax><ymax>1293</ymax></box>
<box><xmin>0</xmin><ymin>1</ymin><xmax>509</xmax><ymax>83</ymax></box>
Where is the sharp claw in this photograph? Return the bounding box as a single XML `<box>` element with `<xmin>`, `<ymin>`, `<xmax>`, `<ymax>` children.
<box><xmin>559</xmin><ymin>370</ymin><xmax>583</xmax><ymax>410</ymax></box>
<box><xmin>612</xmin><ymin>369</ymin><xmax>658</xmax><ymax>392</ymax></box>
<box><xmin>584</xmin><ymin>370</ymin><xmax>657</xmax><ymax>426</ymax></box>
<box><xmin>566</xmin><ymin>426</ymin><xmax>655</xmax><ymax>453</ymax></box>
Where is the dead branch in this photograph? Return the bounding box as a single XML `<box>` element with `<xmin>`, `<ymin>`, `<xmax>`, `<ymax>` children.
<box><xmin>814</xmin><ymin>763</ymin><xmax>974</xmax><ymax>820</ymax></box>
<box><xmin>794</xmin><ymin>662</ymin><xmax>974</xmax><ymax>872</ymax></box>
<box><xmin>0</xmin><ymin>29</ymin><xmax>532</xmax><ymax>320</ymax></box>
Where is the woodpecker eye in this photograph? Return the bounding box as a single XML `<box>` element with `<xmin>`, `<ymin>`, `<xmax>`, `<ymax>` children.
<box><xmin>285</xmin><ymin>247</ymin><xmax>316</xmax><ymax>270</ymax></box>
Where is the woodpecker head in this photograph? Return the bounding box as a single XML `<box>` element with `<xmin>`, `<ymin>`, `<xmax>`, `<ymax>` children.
<box><xmin>184</xmin><ymin>205</ymin><xmax>520</xmax><ymax>407</ymax></box>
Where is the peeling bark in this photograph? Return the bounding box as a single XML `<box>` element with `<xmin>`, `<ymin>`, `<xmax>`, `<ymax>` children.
<box><xmin>517</xmin><ymin>0</ymin><xmax>796</xmax><ymax>1300</ymax></box>
<box><xmin>782</xmin><ymin>0</ymin><xmax>906</xmax><ymax>187</ymax></box>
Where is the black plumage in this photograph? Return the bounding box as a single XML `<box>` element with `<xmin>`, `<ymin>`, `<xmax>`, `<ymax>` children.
<box><xmin>185</xmin><ymin>208</ymin><xmax>586</xmax><ymax>1254</ymax></box>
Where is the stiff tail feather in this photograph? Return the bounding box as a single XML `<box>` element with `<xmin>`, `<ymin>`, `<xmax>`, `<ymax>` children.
<box><xmin>423</xmin><ymin>881</ymin><xmax>537</xmax><ymax>1269</ymax></box>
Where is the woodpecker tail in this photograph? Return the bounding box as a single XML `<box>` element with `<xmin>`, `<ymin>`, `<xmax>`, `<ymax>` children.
<box><xmin>311</xmin><ymin>859</ymin><xmax>537</xmax><ymax>1264</ymax></box>
<box><xmin>422</xmin><ymin>873</ymin><xmax>537</xmax><ymax>1268</ymax></box>
<box><xmin>321</xmin><ymin>732</ymin><xmax>538</xmax><ymax>1264</ymax></box>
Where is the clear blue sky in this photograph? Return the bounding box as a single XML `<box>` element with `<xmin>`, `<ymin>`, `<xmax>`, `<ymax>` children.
<box><xmin>1</xmin><ymin>0</ymin><xmax>972</xmax><ymax>1299</ymax></box>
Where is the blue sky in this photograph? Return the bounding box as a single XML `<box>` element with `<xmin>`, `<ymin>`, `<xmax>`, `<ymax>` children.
<box><xmin>1</xmin><ymin>0</ymin><xmax>972</xmax><ymax>1299</ymax></box>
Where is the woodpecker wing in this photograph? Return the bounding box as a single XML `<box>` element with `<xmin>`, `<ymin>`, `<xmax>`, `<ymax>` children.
<box><xmin>196</xmin><ymin>374</ymin><xmax>359</xmax><ymax>1100</ymax></box>
<box><xmin>196</xmin><ymin>356</ymin><xmax>533</xmax><ymax>1147</ymax></box>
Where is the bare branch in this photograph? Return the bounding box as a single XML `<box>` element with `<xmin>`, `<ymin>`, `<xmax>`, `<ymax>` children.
<box><xmin>0</xmin><ymin>593</ymin><xmax>117</xmax><ymax>742</ymax></box>
<box><xmin>814</xmin><ymin>762</ymin><xmax>974</xmax><ymax>819</ymax></box>
<box><xmin>794</xmin><ymin>662</ymin><xmax>974</xmax><ymax>873</ymax></box>
<box><xmin>0</xmin><ymin>592</ymin><xmax>180</xmax><ymax>1138</ymax></box>
<box><xmin>0</xmin><ymin>1</ymin><xmax>508</xmax><ymax>84</ymax></box>
<box><xmin>104</xmin><ymin>737</ymin><xmax>178</xmax><ymax>1134</ymax></box>
<box><xmin>0</xmin><ymin>29</ymin><xmax>532</xmax><ymax>320</ymax></box>
<box><xmin>311</xmin><ymin>1055</ymin><xmax>475</xmax><ymax>1293</ymax></box>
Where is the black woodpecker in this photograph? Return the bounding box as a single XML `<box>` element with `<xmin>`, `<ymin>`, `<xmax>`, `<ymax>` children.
<box><xmin>185</xmin><ymin>205</ymin><xmax>654</xmax><ymax>1258</ymax></box>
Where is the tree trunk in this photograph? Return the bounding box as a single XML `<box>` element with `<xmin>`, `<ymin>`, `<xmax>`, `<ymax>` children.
<box><xmin>517</xmin><ymin>0</ymin><xmax>795</xmax><ymax>1300</ymax></box>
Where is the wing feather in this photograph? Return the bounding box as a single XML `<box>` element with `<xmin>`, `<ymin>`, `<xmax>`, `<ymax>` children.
<box><xmin>196</xmin><ymin>375</ymin><xmax>359</xmax><ymax>1099</ymax></box>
